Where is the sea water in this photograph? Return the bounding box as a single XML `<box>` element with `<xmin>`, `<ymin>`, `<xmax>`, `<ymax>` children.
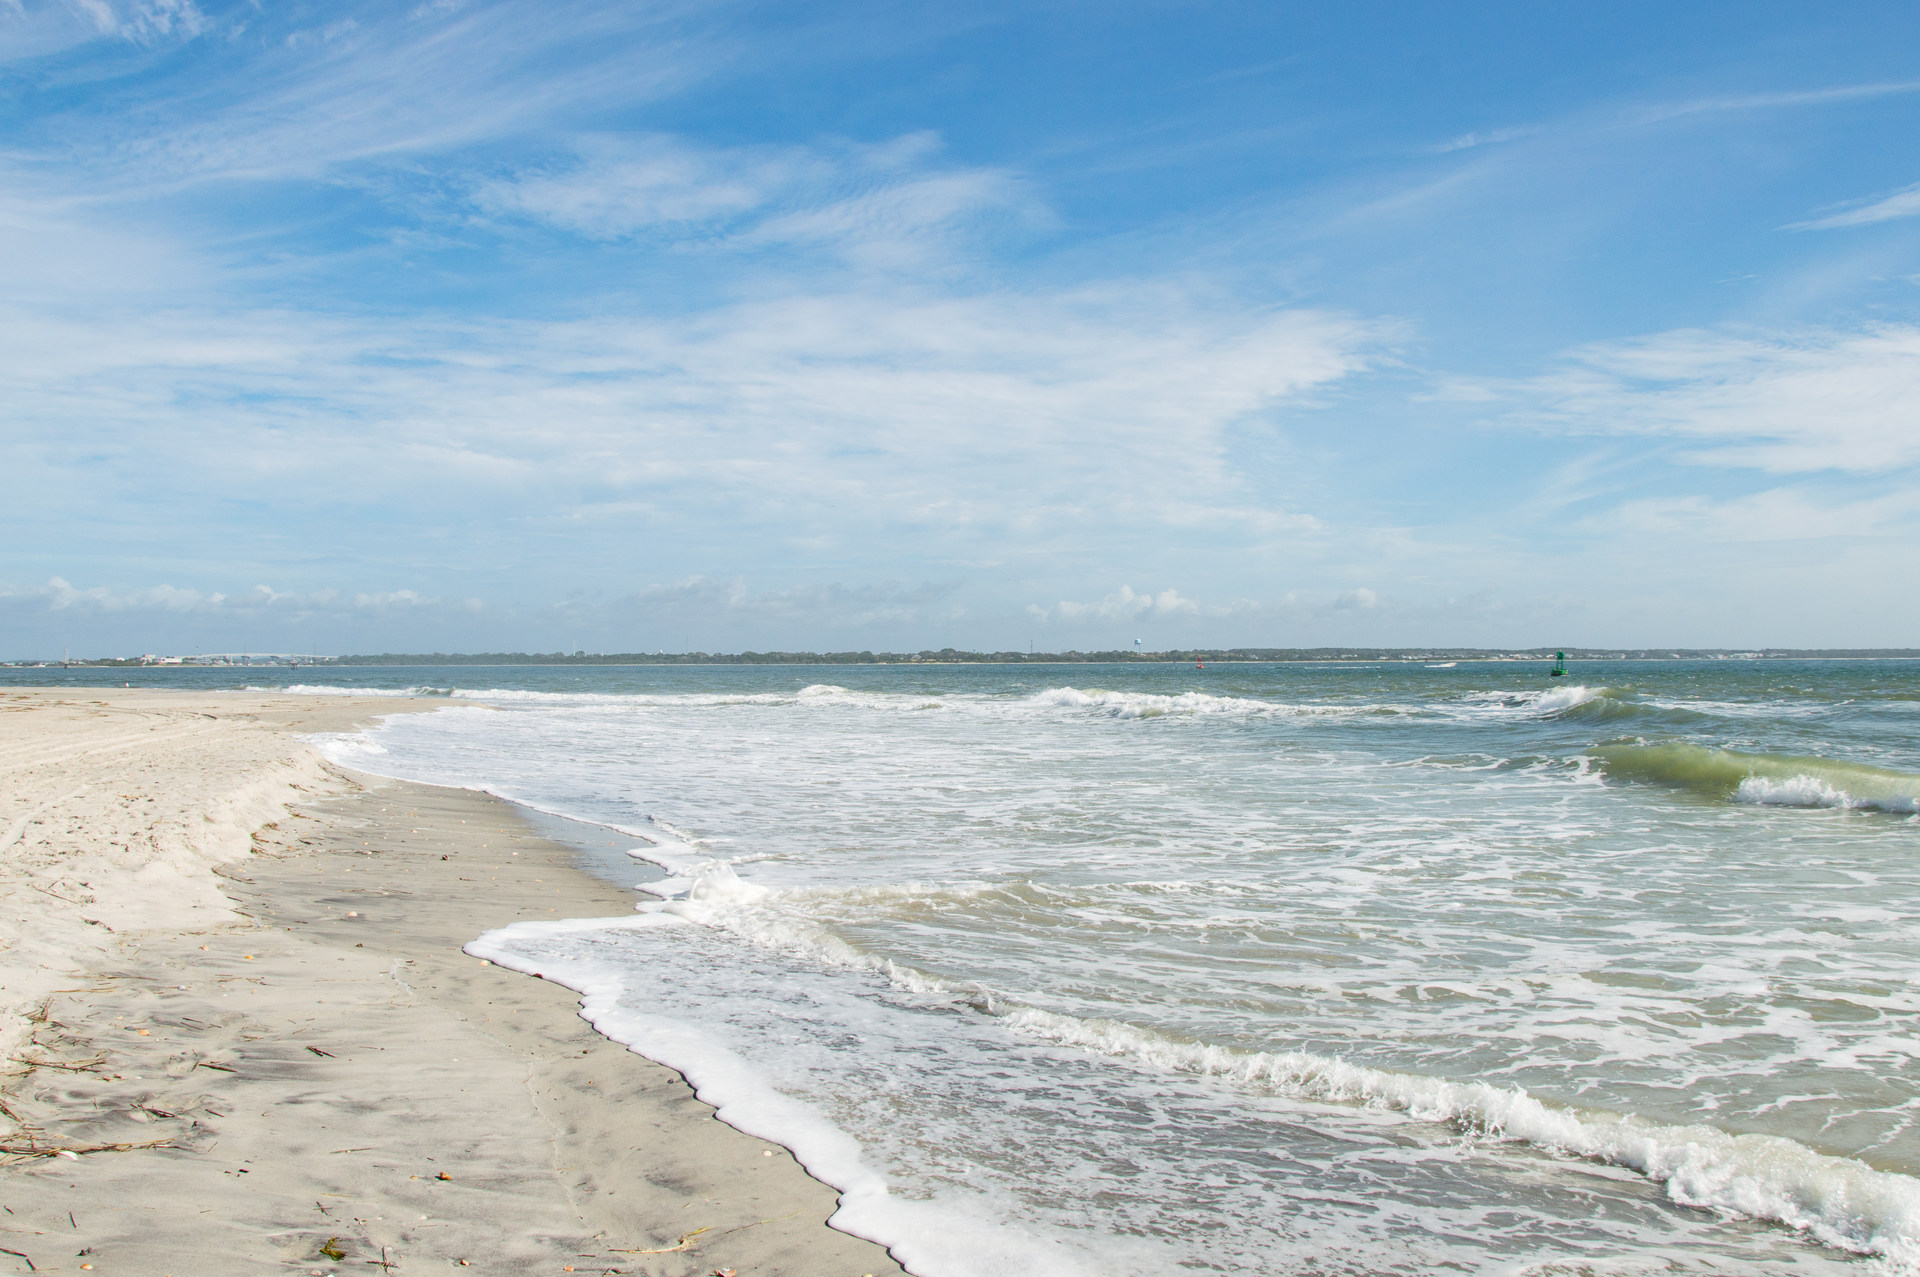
<box><xmin>44</xmin><ymin>660</ymin><xmax>1920</xmax><ymax>1274</ymax></box>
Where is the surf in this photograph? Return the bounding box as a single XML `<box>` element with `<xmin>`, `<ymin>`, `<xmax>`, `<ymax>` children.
<box><xmin>1592</xmin><ymin>742</ymin><xmax>1920</xmax><ymax>811</ymax></box>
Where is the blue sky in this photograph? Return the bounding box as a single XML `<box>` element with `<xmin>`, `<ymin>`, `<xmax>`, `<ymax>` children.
<box><xmin>4</xmin><ymin>0</ymin><xmax>1920</xmax><ymax>656</ymax></box>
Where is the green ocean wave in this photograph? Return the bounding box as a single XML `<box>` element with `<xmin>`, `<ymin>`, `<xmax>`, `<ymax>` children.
<box><xmin>1592</xmin><ymin>743</ymin><xmax>1920</xmax><ymax>811</ymax></box>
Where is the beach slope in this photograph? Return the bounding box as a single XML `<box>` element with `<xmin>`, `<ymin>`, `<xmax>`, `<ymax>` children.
<box><xmin>0</xmin><ymin>688</ymin><xmax>902</xmax><ymax>1276</ymax></box>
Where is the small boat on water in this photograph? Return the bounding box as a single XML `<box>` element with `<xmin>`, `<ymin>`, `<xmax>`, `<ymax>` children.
<box><xmin>1548</xmin><ymin>651</ymin><xmax>1568</xmax><ymax>678</ymax></box>
<box><xmin>1426</xmin><ymin>661</ymin><xmax>1457</xmax><ymax>669</ymax></box>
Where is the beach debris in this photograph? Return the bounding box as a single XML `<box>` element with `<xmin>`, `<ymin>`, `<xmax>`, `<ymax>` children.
<box><xmin>318</xmin><ymin>1237</ymin><xmax>347</xmax><ymax>1260</ymax></box>
<box><xmin>10</xmin><ymin>1054</ymin><xmax>107</xmax><ymax>1073</ymax></box>
<box><xmin>437</xmin><ymin>1171</ymin><xmax>451</xmax><ymax>1180</ymax></box>
<box><xmin>0</xmin><ymin>1248</ymin><xmax>33</xmax><ymax>1272</ymax></box>
<box><xmin>712</xmin><ymin>1270</ymin><xmax>737</xmax><ymax>1276</ymax></box>
<box><xmin>306</xmin><ymin>1046</ymin><xmax>335</xmax><ymax>1057</ymax></box>
<box><xmin>0</xmin><ymin>1137</ymin><xmax>175</xmax><ymax>1162</ymax></box>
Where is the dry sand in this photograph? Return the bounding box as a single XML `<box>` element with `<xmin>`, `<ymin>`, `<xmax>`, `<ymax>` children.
<box><xmin>0</xmin><ymin>687</ymin><xmax>905</xmax><ymax>1276</ymax></box>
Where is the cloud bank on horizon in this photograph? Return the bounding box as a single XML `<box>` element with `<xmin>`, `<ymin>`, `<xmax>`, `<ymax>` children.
<box><xmin>3</xmin><ymin>0</ymin><xmax>1919</xmax><ymax>656</ymax></box>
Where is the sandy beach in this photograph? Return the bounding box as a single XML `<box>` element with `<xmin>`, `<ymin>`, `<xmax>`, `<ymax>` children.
<box><xmin>0</xmin><ymin>688</ymin><xmax>903</xmax><ymax>1277</ymax></box>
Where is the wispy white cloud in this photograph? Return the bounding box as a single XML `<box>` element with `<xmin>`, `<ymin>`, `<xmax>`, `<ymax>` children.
<box><xmin>1426</xmin><ymin>78</ymin><xmax>1920</xmax><ymax>157</ymax></box>
<box><xmin>1429</xmin><ymin>125</ymin><xmax>1537</xmax><ymax>155</ymax></box>
<box><xmin>0</xmin><ymin>285</ymin><xmax>1380</xmax><ymax>558</ymax></box>
<box><xmin>1627</xmin><ymin>79</ymin><xmax>1920</xmax><ymax>127</ymax></box>
<box><xmin>55</xmin><ymin>0</ymin><xmax>205</xmax><ymax>42</ymax></box>
<box><xmin>1790</xmin><ymin>181</ymin><xmax>1920</xmax><ymax>230</ymax></box>
<box><xmin>470</xmin><ymin>130</ymin><xmax>1041</xmax><ymax>262</ymax></box>
<box><xmin>472</xmin><ymin>135</ymin><xmax>798</xmax><ymax>238</ymax></box>
<box><xmin>13</xmin><ymin>2</ymin><xmax>717</xmax><ymax>193</ymax></box>
<box><xmin>1497</xmin><ymin>324</ymin><xmax>1920</xmax><ymax>474</ymax></box>
<box><xmin>1588</xmin><ymin>484</ymin><xmax>1920</xmax><ymax>543</ymax></box>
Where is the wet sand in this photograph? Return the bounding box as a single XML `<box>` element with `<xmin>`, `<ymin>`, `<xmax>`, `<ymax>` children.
<box><xmin>0</xmin><ymin>688</ymin><xmax>903</xmax><ymax>1276</ymax></box>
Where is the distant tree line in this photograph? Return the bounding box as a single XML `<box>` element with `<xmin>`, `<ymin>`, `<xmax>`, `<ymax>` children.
<box><xmin>318</xmin><ymin>648</ymin><xmax>1920</xmax><ymax>666</ymax></box>
<box><xmin>13</xmin><ymin>648</ymin><xmax>1920</xmax><ymax>667</ymax></box>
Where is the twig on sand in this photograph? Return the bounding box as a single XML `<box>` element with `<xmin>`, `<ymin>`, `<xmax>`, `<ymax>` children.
<box><xmin>0</xmin><ymin>1138</ymin><xmax>176</xmax><ymax>1162</ymax></box>
<box><xmin>8</xmin><ymin>1056</ymin><xmax>106</xmax><ymax>1073</ymax></box>
<box><xmin>0</xmin><ymin>1245</ymin><xmax>34</xmax><ymax>1271</ymax></box>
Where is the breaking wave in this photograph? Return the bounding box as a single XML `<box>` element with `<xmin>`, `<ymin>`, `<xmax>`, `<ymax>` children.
<box><xmin>1027</xmin><ymin>687</ymin><xmax>1362</xmax><ymax>719</ymax></box>
<box><xmin>1592</xmin><ymin>743</ymin><xmax>1920</xmax><ymax>812</ymax></box>
<box><xmin>1001</xmin><ymin>1007</ymin><xmax>1920</xmax><ymax>1266</ymax></box>
<box><xmin>512</xmin><ymin>851</ymin><xmax>1920</xmax><ymax>1271</ymax></box>
<box><xmin>244</xmin><ymin>683</ymin><xmax>451</xmax><ymax>697</ymax></box>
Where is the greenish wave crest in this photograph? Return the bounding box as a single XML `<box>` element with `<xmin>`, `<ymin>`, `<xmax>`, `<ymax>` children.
<box><xmin>1592</xmin><ymin>743</ymin><xmax>1920</xmax><ymax>811</ymax></box>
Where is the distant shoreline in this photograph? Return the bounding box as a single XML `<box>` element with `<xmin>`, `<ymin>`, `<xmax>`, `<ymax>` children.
<box><xmin>11</xmin><ymin>649</ymin><xmax>1920</xmax><ymax>669</ymax></box>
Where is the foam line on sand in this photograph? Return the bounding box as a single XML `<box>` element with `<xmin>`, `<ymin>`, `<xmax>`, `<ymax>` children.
<box><xmin>0</xmin><ymin>688</ymin><xmax>901</xmax><ymax>1276</ymax></box>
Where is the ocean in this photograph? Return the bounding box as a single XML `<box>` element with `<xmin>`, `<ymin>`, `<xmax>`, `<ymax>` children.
<box><xmin>24</xmin><ymin>660</ymin><xmax>1920</xmax><ymax>1274</ymax></box>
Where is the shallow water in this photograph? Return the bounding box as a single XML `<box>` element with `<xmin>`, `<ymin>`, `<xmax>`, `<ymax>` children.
<box><xmin>41</xmin><ymin>660</ymin><xmax>1920</xmax><ymax>1274</ymax></box>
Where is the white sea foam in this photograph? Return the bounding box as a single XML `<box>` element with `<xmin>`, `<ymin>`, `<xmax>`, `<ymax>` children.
<box><xmin>450</xmin><ymin>686</ymin><xmax>796</xmax><ymax>706</ymax></box>
<box><xmin>1533</xmin><ymin>683</ymin><xmax>1608</xmax><ymax>713</ymax></box>
<box><xmin>1737</xmin><ymin>774</ymin><xmax>1920</xmax><ymax>813</ymax></box>
<box><xmin>465</xmin><ymin>917</ymin><xmax>1106</xmax><ymax>1277</ymax></box>
<box><xmin>1456</xmin><ymin>685</ymin><xmax>1609</xmax><ymax>717</ymax></box>
<box><xmin>1647</xmin><ymin>697</ymin><xmax>1833</xmax><ymax>720</ymax></box>
<box><xmin>572</xmin><ymin>845</ymin><xmax>1920</xmax><ymax>1268</ymax></box>
<box><xmin>1026</xmin><ymin>686</ymin><xmax>1336</xmax><ymax>719</ymax></box>
<box><xmin>244</xmin><ymin>683</ymin><xmax>444</xmax><ymax>697</ymax></box>
<box><xmin>305</xmin><ymin>663</ymin><xmax>1920</xmax><ymax>1273</ymax></box>
<box><xmin>621</xmin><ymin>835</ymin><xmax>712</xmax><ymax>875</ymax></box>
<box><xmin>997</xmin><ymin>1006</ymin><xmax>1920</xmax><ymax>1266</ymax></box>
<box><xmin>311</xmin><ymin>733</ymin><xmax>389</xmax><ymax>759</ymax></box>
<box><xmin>440</xmin><ymin>683</ymin><xmax>942</xmax><ymax>712</ymax></box>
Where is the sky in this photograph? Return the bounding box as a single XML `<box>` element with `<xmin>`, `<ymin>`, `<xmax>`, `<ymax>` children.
<box><xmin>4</xmin><ymin>0</ymin><xmax>1920</xmax><ymax>657</ymax></box>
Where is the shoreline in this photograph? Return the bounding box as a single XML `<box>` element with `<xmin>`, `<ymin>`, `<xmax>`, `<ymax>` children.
<box><xmin>12</xmin><ymin>654</ymin><xmax>1920</xmax><ymax>676</ymax></box>
<box><xmin>0</xmin><ymin>688</ymin><xmax>901</xmax><ymax>1276</ymax></box>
